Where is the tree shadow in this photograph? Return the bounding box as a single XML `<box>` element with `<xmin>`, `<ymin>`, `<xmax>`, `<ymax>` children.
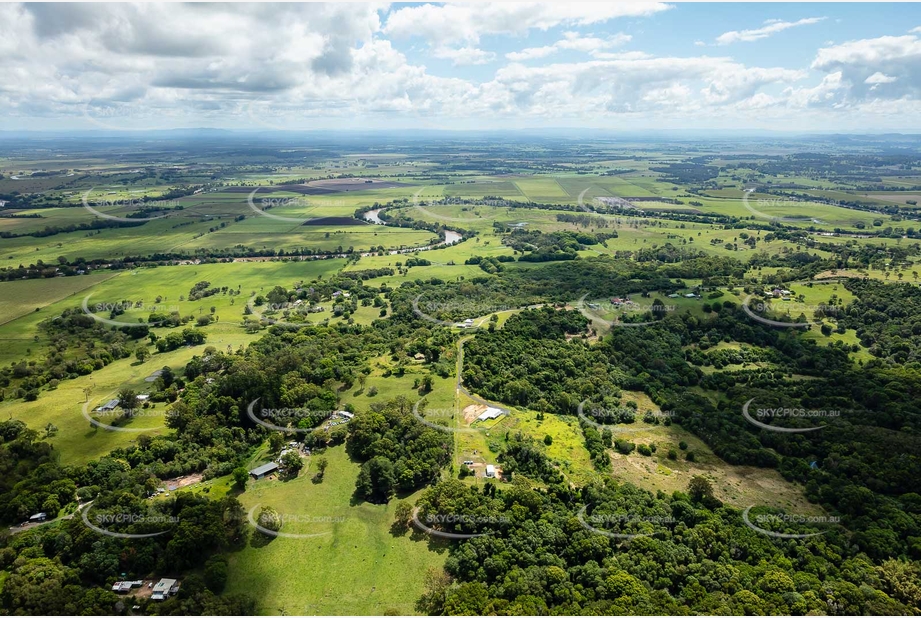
<box><xmin>349</xmin><ymin>489</ymin><xmax>367</xmax><ymax>507</ymax></box>
<box><xmin>389</xmin><ymin>521</ymin><xmax>409</xmax><ymax>537</ymax></box>
<box><xmin>249</xmin><ymin>530</ymin><xmax>277</xmax><ymax>549</ymax></box>
<box><xmin>413</xmin><ymin>527</ymin><xmax>451</xmax><ymax>554</ymax></box>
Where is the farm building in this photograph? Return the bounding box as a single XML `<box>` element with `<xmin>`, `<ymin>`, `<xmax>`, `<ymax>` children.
<box><xmin>334</xmin><ymin>410</ymin><xmax>354</xmax><ymax>420</ymax></box>
<box><xmin>28</xmin><ymin>512</ymin><xmax>47</xmax><ymax>523</ymax></box>
<box><xmin>95</xmin><ymin>399</ymin><xmax>120</xmax><ymax>412</ymax></box>
<box><xmin>485</xmin><ymin>465</ymin><xmax>496</xmax><ymax>478</ymax></box>
<box><xmin>476</xmin><ymin>407</ymin><xmax>503</xmax><ymax>422</ymax></box>
<box><xmin>151</xmin><ymin>578</ymin><xmax>179</xmax><ymax>601</ymax></box>
<box><xmin>249</xmin><ymin>462</ymin><xmax>279</xmax><ymax>480</ymax></box>
<box><xmin>111</xmin><ymin>581</ymin><xmax>143</xmax><ymax>594</ymax></box>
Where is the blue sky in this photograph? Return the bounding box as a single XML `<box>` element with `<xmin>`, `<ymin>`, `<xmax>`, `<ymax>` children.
<box><xmin>1</xmin><ymin>3</ymin><xmax>920</xmax><ymax>132</ymax></box>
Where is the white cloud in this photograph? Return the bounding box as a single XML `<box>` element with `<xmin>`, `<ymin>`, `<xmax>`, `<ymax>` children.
<box><xmin>383</xmin><ymin>2</ymin><xmax>670</xmax><ymax>44</ymax></box>
<box><xmin>716</xmin><ymin>17</ymin><xmax>825</xmax><ymax>45</ymax></box>
<box><xmin>506</xmin><ymin>46</ymin><xmax>559</xmax><ymax>62</ymax></box>
<box><xmin>432</xmin><ymin>46</ymin><xmax>496</xmax><ymax>66</ymax></box>
<box><xmin>735</xmin><ymin>92</ymin><xmax>778</xmax><ymax>110</ymax></box>
<box><xmin>782</xmin><ymin>72</ymin><xmax>845</xmax><ymax>108</ymax></box>
<box><xmin>590</xmin><ymin>51</ymin><xmax>652</xmax><ymax>61</ymax></box>
<box><xmin>865</xmin><ymin>72</ymin><xmax>898</xmax><ymax>84</ymax></box>
<box><xmin>478</xmin><ymin>55</ymin><xmax>805</xmax><ymax>119</ymax></box>
<box><xmin>506</xmin><ymin>32</ymin><xmax>631</xmax><ymax>61</ymax></box>
<box><xmin>812</xmin><ymin>33</ymin><xmax>921</xmax><ymax>100</ymax></box>
<box><xmin>813</xmin><ymin>34</ymin><xmax>921</xmax><ymax>68</ymax></box>
<box><xmin>1</xmin><ymin>2</ymin><xmax>919</xmax><ymax>130</ymax></box>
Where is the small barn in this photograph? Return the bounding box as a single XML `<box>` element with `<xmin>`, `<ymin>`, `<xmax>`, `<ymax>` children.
<box><xmin>249</xmin><ymin>462</ymin><xmax>279</xmax><ymax>480</ymax></box>
<box><xmin>95</xmin><ymin>399</ymin><xmax>120</xmax><ymax>412</ymax></box>
<box><xmin>476</xmin><ymin>407</ymin><xmax>503</xmax><ymax>422</ymax></box>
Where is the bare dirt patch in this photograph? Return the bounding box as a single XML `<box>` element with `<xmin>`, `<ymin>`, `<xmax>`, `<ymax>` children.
<box><xmin>814</xmin><ymin>270</ymin><xmax>867</xmax><ymax>279</ymax></box>
<box><xmin>462</xmin><ymin>403</ymin><xmax>487</xmax><ymax>423</ymax></box>
<box><xmin>125</xmin><ymin>580</ymin><xmax>158</xmax><ymax>599</ymax></box>
<box><xmin>162</xmin><ymin>472</ymin><xmax>203</xmax><ymax>491</ymax></box>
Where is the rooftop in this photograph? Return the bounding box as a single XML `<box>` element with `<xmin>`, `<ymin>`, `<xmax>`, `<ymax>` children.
<box><xmin>250</xmin><ymin>462</ymin><xmax>279</xmax><ymax>476</ymax></box>
<box><xmin>476</xmin><ymin>407</ymin><xmax>503</xmax><ymax>422</ymax></box>
<box><xmin>152</xmin><ymin>578</ymin><xmax>177</xmax><ymax>593</ymax></box>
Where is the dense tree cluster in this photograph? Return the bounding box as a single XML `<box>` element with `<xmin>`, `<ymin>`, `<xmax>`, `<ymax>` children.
<box><xmin>503</xmin><ymin>230</ymin><xmax>616</xmax><ymax>262</ymax></box>
<box><xmin>459</xmin><ymin>289</ymin><xmax>921</xmax><ymax>564</ymax></box>
<box><xmin>347</xmin><ymin>397</ymin><xmax>452</xmax><ymax>502</ymax></box>
<box><xmin>412</xmin><ymin>479</ymin><xmax>921</xmax><ymax>615</ymax></box>
<box><xmin>839</xmin><ymin>279</ymin><xmax>921</xmax><ymax>363</ymax></box>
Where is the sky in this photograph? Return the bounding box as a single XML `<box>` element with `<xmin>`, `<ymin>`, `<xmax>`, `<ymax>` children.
<box><xmin>1</xmin><ymin>2</ymin><xmax>920</xmax><ymax>133</ymax></box>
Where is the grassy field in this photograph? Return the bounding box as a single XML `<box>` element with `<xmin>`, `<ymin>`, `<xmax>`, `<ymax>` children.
<box><xmin>0</xmin><ymin>260</ymin><xmax>349</xmax><ymax>463</ymax></box>
<box><xmin>0</xmin><ymin>259</ymin><xmax>345</xmax><ymax>363</ymax></box>
<box><xmin>0</xmin><ymin>332</ymin><xmax>258</xmax><ymax>465</ymax></box>
<box><xmin>0</xmin><ymin>271</ymin><xmax>119</xmax><ymax>326</ymax></box>
<box><xmin>495</xmin><ymin>408</ymin><xmax>600</xmax><ymax>486</ymax></box>
<box><xmin>605</xmin><ymin>392</ymin><xmax>821</xmax><ymax>514</ymax></box>
<box><xmin>225</xmin><ymin>444</ymin><xmax>447</xmax><ymax>616</ymax></box>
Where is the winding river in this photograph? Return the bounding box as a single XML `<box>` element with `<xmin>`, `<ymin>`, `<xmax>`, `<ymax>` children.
<box><xmin>363</xmin><ymin>208</ymin><xmax>461</xmax><ymax>251</ymax></box>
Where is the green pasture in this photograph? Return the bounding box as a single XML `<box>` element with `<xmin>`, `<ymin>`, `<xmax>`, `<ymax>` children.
<box><xmin>225</xmin><ymin>444</ymin><xmax>448</xmax><ymax>615</ymax></box>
